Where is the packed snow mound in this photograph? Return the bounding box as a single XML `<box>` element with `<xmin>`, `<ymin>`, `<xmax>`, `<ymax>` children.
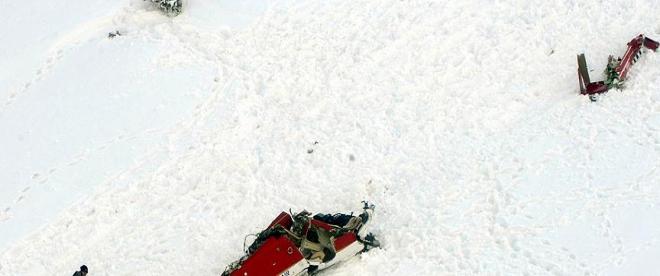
<box><xmin>1</xmin><ymin>0</ymin><xmax>660</xmax><ymax>275</ymax></box>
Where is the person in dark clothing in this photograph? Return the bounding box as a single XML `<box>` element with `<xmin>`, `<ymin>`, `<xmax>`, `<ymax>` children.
<box><xmin>73</xmin><ymin>265</ymin><xmax>88</xmax><ymax>276</ymax></box>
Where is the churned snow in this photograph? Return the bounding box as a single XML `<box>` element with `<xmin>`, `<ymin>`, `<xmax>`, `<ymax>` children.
<box><xmin>1</xmin><ymin>0</ymin><xmax>660</xmax><ymax>275</ymax></box>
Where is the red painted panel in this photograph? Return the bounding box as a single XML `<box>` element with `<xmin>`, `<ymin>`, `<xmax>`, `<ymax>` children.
<box><xmin>231</xmin><ymin>236</ymin><xmax>304</xmax><ymax>276</ymax></box>
<box><xmin>585</xmin><ymin>82</ymin><xmax>608</xmax><ymax>95</ymax></box>
<box><xmin>267</xmin><ymin>212</ymin><xmax>293</xmax><ymax>229</ymax></box>
<box><xmin>310</xmin><ymin>219</ymin><xmax>334</xmax><ymax>231</ymax></box>
<box><xmin>333</xmin><ymin>232</ymin><xmax>358</xmax><ymax>252</ymax></box>
<box><xmin>644</xmin><ymin>37</ymin><xmax>659</xmax><ymax>51</ymax></box>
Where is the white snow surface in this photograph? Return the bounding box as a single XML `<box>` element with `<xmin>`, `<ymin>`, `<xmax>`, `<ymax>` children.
<box><xmin>1</xmin><ymin>0</ymin><xmax>660</xmax><ymax>275</ymax></box>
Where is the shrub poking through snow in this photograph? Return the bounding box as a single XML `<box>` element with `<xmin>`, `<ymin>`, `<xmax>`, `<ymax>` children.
<box><xmin>146</xmin><ymin>0</ymin><xmax>182</xmax><ymax>16</ymax></box>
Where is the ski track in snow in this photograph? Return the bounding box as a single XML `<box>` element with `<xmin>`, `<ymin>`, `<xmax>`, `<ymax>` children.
<box><xmin>2</xmin><ymin>0</ymin><xmax>660</xmax><ymax>275</ymax></box>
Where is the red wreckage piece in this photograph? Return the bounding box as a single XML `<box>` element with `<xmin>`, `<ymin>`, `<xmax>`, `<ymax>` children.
<box><xmin>222</xmin><ymin>203</ymin><xmax>380</xmax><ymax>276</ymax></box>
<box><xmin>577</xmin><ymin>34</ymin><xmax>659</xmax><ymax>101</ymax></box>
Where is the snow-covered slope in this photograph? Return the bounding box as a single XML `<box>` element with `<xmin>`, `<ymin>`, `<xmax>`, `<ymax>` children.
<box><xmin>1</xmin><ymin>0</ymin><xmax>660</xmax><ymax>275</ymax></box>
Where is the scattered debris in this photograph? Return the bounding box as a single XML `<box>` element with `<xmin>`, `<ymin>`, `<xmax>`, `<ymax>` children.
<box><xmin>577</xmin><ymin>34</ymin><xmax>659</xmax><ymax>101</ymax></box>
<box><xmin>222</xmin><ymin>203</ymin><xmax>379</xmax><ymax>276</ymax></box>
<box><xmin>108</xmin><ymin>31</ymin><xmax>121</xmax><ymax>39</ymax></box>
<box><xmin>307</xmin><ymin>141</ymin><xmax>319</xmax><ymax>154</ymax></box>
<box><xmin>146</xmin><ymin>0</ymin><xmax>183</xmax><ymax>16</ymax></box>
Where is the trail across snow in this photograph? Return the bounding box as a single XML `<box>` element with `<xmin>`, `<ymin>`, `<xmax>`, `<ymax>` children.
<box><xmin>1</xmin><ymin>0</ymin><xmax>660</xmax><ymax>275</ymax></box>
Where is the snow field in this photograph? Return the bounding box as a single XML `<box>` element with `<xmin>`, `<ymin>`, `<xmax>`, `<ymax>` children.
<box><xmin>1</xmin><ymin>0</ymin><xmax>660</xmax><ymax>275</ymax></box>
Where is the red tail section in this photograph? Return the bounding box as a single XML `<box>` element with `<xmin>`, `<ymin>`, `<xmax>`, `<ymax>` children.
<box><xmin>577</xmin><ymin>34</ymin><xmax>658</xmax><ymax>97</ymax></box>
